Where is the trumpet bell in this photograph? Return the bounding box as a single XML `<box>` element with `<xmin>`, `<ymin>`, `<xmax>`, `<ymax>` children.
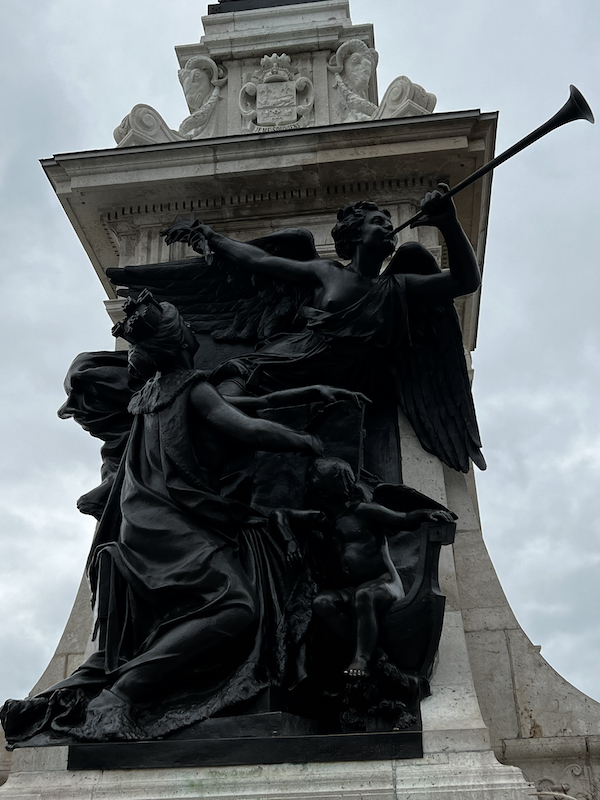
<box><xmin>391</xmin><ymin>84</ymin><xmax>594</xmax><ymax>235</ymax></box>
<box><xmin>568</xmin><ymin>85</ymin><xmax>595</xmax><ymax>125</ymax></box>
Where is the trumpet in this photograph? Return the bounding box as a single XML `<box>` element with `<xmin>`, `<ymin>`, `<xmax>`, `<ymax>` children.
<box><xmin>392</xmin><ymin>85</ymin><xmax>594</xmax><ymax>234</ymax></box>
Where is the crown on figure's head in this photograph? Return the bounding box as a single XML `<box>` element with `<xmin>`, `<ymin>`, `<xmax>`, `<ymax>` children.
<box><xmin>112</xmin><ymin>289</ymin><xmax>164</xmax><ymax>344</ymax></box>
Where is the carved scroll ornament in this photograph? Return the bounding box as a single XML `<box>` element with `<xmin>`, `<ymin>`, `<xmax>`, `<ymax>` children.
<box><xmin>374</xmin><ymin>75</ymin><xmax>437</xmax><ymax>120</ymax></box>
<box><xmin>114</xmin><ymin>56</ymin><xmax>227</xmax><ymax>147</ymax></box>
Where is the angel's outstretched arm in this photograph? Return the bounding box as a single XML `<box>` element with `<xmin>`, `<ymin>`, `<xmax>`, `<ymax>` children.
<box><xmin>190</xmin><ymin>381</ymin><xmax>322</xmax><ymax>455</ymax></box>
<box><xmin>197</xmin><ymin>225</ymin><xmax>324</xmax><ymax>287</ymax></box>
<box><xmin>404</xmin><ymin>191</ymin><xmax>480</xmax><ymax>303</ymax></box>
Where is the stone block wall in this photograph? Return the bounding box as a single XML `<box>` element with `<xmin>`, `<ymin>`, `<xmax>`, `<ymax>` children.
<box><xmin>0</xmin><ymin>577</ymin><xmax>93</xmax><ymax>786</ymax></box>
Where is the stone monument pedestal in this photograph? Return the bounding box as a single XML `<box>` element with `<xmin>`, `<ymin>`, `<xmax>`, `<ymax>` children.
<box><xmin>1</xmin><ymin>748</ymin><xmax>533</xmax><ymax>800</ymax></box>
<box><xmin>0</xmin><ymin>596</ymin><xmax>534</xmax><ymax>799</ymax></box>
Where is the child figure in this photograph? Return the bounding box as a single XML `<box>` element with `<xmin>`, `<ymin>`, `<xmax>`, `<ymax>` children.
<box><xmin>272</xmin><ymin>457</ymin><xmax>455</xmax><ymax>678</ymax></box>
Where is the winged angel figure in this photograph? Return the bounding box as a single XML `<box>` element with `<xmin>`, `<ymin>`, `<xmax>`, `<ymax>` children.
<box><xmin>107</xmin><ymin>190</ymin><xmax>485</xmax><ymax>473</ymax></box>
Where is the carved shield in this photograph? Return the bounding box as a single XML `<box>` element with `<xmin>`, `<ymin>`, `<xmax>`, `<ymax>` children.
<box><xmin>256</xmin><ymin>82</ymin><xmax>297</xmax><ymax>126</ymax></box>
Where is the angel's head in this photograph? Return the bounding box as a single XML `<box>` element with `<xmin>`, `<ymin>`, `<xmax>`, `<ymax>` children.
<box><xmin>332</xmin><ymin>202</ymin><xmax>395</xmax><ymax>261</ymax></box>
<box><xmin>112</xmin><ymin>290</ymin><xmax>199</xmax><ymax>380</ymax></box>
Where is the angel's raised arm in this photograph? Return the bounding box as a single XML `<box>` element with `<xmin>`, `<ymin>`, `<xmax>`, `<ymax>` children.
<box><xmin>402</xmin><ymin>191</ymin><xmax>480</xmax><ymax>303</ymax></box>
<box><xmin>199</xmin><ymin>225</ymin><xmax>324</xmax><ymax>287</ymax></box>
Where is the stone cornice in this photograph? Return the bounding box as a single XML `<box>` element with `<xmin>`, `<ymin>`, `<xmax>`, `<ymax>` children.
<box><xmin>42</xmin><ymin>109</ymin><xmax>496</xmax><ymax>348</ymax></box>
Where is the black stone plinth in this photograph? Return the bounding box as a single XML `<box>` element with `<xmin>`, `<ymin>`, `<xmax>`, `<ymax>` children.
<box><xmin>208</xmin><ymin>0</ymin><xmax>327</xmax><ymax>14</ymax></box>
<box><xmin>168</xmin><ymin>711</ymin><xmax>321</xmax><ymax>740</ymax></box>
<box><xmin>68</xmin><ymin>731</ymin><xmax>423</xmax><ymax>770</ymax></box>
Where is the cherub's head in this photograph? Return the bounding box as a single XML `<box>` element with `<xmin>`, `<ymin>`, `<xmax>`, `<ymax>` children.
<box><xmin>112</xmin><ymin>290</ymin><xmax>199</xmax><ymax>380</ymax></box>
<box><xmin>331</xmin><ymin>201</ymin><xmax>395</xmax><ymax>260</ymax></box>
<box><xmin>307</xmin><ymin>457</ymin><xmax>369</xmax><ymax>509</ymax></box>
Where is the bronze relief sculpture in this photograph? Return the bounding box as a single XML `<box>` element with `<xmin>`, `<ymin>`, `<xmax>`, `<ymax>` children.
<box><xmin>1</xmin><ymin>191</ymin><xmax>467</xmax><ymax>749</ymax></box>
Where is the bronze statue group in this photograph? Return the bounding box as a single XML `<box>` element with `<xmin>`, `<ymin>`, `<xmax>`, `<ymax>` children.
<box><xmin>1</xmin><ymin>190</ymin><xmax>479</xmax><ymax>745</ymax></box>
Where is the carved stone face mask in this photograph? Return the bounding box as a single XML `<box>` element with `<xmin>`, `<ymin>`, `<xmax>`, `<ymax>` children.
<box><xmin>344</xmin><ymin>52</ymin><xmax>373</xmax><ymax>96</ymax></box>
<box><xmin>181</xmin><ymin>69</ymin><xmax>212</xmax><ymax>111</ymax></box>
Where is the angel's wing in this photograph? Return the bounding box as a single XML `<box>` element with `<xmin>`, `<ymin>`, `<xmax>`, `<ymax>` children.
<box><xmin>384</xmin><ymin>242</ymin><xmax>486</xmax><ymax>473</ymax></box>
<box><xmin>106</xmin><ymin>225</ymin><xmax>318</xmax><ymax>343</ymax></box>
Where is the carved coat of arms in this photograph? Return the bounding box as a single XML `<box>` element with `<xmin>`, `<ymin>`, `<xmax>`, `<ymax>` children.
<box><xmin>239</xmin><ymin>53</ymin><xmax>314</xmax><ymax>133</ymax></box>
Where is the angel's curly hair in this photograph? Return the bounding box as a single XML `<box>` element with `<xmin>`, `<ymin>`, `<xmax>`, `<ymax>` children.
<box><xmin>331</xmin><ymin>201</ymin><xmax>391</xmax><ymax>260</ymax></box>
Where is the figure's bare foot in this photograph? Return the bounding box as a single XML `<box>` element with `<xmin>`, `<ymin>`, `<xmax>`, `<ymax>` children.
<box><xmin>70</xmin><ymin>688</ymin><xmax>144</xmax><ymax>742</ymax></box>
<box><xmin>344</xmin><ymin>658</ymin><xmax>370</xmax><ymax>678</ymax></box>
<box><xmin>393</xmin><ymin>709</ymin><xmax>418</xmax><ymax>730</ymax></box>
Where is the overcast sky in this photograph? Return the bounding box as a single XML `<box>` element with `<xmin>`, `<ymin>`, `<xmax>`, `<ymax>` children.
<box><xmin>1</xmin><ymin>0</ymin><xmax>599</xmax><ymax>714</ymax></box>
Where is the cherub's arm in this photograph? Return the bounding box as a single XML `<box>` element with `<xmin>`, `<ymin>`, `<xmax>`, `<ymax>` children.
<box><xmin>195</xmin><ymin>224</ymin><xmax>326</xmax><ymax>287</ymax></box>
<box><xmin>190</xmin><ymin>382</ymin><xmax>322</xmax><ymax>455</ymax></box>
<box><xmin>404</xmin><ymin>190</ymin><xmax>480</xmax><ymax>303</ymax></box>
<box><xmin>355</xmin><ymin>502</ymin><xmax>455</xmax><ymax>532</ymax></box>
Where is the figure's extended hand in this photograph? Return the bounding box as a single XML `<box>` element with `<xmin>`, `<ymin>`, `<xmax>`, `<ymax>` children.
<box><xmin>407</xmin><ymin>508</ymin><xmax>457</xmax><ymax>527</ymax></box>
<box><xmin>161</xmin><ymin>217</ymin><xmax>216</xmax><ymax>263</ymax></box>
<box><xmin>161</xmin><ymin>216</ymin><xmax>200</xmax><ymax>246</ymax></box>
<box><xmin>315</xmin><ymin>386</ymin><xmax>371</xmax><ymax>408</ymax></box>
<box><xmin>187</xmin><ymin>223</ymin><xmax>216</xmax><ymax>263</ymax></box>
<box><xmin>286</xmin><ymin>538</ymin><xmax>302</xmax><ymax>565</ymax></box>
<box><xmin>189</xmin><ymin>223</ymin><xmax>215</xmax><ymax>245</ymax></box>
<box><xmin>302</xmin><ymin>509</ymin><xmax>328</xmax><ymax>525</ymax></box>
<box><xmin>410</xmin><ymin>184</ymin><xmax>457</xmax><ymax>231</ymax></box>
<box><xmin>298</xmin><ymin>433</ymin><xmax>324</xmax><ymax>458</ymax></box>
<box><xmin>428</xmin><ymin>510</ymin><xmax>457</xmax><ymax>524</ymax></box>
